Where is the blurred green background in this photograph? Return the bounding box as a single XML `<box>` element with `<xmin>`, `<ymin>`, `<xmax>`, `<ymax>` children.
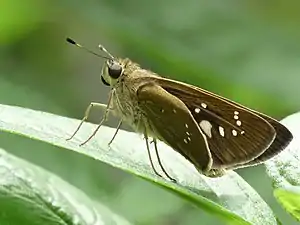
<box><xmin>0</xmin><ymin>0</ymin><xmax>300</xmax><ymax>224</ymax></box>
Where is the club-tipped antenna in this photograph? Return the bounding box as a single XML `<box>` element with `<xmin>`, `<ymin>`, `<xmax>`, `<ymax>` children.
<box><xmin>98</xmin><ymin>44</ymin><xmax>115</xmax><ymax>59</ymax></box>
<box><xmin>66</xmin><ymin>37</ymin><xmax>113</xmax><ymax>60</ymax></box>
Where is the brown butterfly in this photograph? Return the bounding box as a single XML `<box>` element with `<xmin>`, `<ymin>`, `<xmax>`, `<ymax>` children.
<box><xmin>66</xmin><ymin>38</ymin><xmax>293</xmax><ymax>181</ymax></box>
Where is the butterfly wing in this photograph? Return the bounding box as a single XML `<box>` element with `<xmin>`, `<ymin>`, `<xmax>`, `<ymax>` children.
<box><xmin>179</xmin><ymin>80</ymin><xmax>293</xmax><ymax>168</ymax></box>
<box><xmin>136</xmin><ymin>83</ymin><xmax>213</xmax><ymax>173</ymax></box>
<box><xmin>227</xmin><ymin>107</ymin><xmax>293</xmax><ymax>169</ymax></box>
<box><xmin>152</xmin><ymin>77</ymin><xmax>277</xmax><ymax>169</ymax></box>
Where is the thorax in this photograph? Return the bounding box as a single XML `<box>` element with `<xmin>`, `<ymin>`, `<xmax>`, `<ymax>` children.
<box><xmin>110</xmin><ymin>68</ymin><xmax>157</xmax><ymax>133</ymax></box>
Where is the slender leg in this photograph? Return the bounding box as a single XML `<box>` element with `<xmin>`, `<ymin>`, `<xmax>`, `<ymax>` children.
<box><xmin>66</xmin><ymin>102</ymin><xmax>108</xmax><ymax>141</ymax></box>
<box><xmin>79</xmin><ymin>105</ymin><xmax>112</xmax><ymax>146</ymax></box>
<box><xmin>153</xmin><ymin>139</ymin><xmax>177</xmax><ymax>183</ymax></box>
<box><xmin>79</xmin><ymin>93</ymin><xmax>114</xmax><ymax>146</ymax></box>
<box><xmin>144</xmin><ymin>133</ymin><xmax>163</xmax><ymax>178</ymax></box>
<box><xmin>108</xmin><ymin>119</ymin><xmax>123</xmax><ymax>146</ymax></box>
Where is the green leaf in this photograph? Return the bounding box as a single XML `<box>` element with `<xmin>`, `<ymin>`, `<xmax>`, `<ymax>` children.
<box><xmin>0</xmin><ymin>104</ymin><xmax>277</xmax><ymax>225</ymax></box>
<box><xmin>0</xmin><ymin>0</ymin><xmax>44</xmax><ymax>44</ymax></box>
<box><xmin>0</xmin><ymin>147</ymin><xmax>132</xmax><ymax>225</ymax></box>
<box><xmin>274</xmin><ymin>189</ymin><xmax>300</xmax><ymax>221</ymax></box>
<box><xmin>265</xmin><ymin>112</ymin><xmax>300</xmax><ymax>222</ymax></box>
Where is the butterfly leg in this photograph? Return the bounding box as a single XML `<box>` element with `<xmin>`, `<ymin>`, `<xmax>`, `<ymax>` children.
<box><xmin>108</xmin><ymin>119</ymin><xmax>123</xmax><ymax>146</ymax></box>
<box><xmin>144</xmin><ymin>133</ymin><xmax>164</xmax><ymax>179</ymax></box>
<box><xmin>79</xmin><ymin>106</ymin><xmax>111</xmax><ymax>146</ymax></box>
<box><xmin>153</xmin><ymin>139</ymin><xmax>177</xmax><ymax>183</ymax></box>
<box><xmin>66</xmin><ymin>102</ymin><xmax>108</xmax><ymax>141</ymax></box>
<box><xmin>78</xmin><ymin>93</ymin><xmax>114</xmax><ymax>146</ymax></box>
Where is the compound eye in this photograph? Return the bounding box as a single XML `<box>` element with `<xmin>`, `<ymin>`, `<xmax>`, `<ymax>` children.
<box><xmin>101</xmin><ymin>75</ymin><xmax>110</xmax><ymax>86</ymax></box>
<box><xmin>107</xmin><ymin>61</ymin><xmax>122</xmax><ymax>79</ymax></box>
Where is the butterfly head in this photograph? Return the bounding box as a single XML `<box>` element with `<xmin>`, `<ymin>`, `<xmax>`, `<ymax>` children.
<box><xmin>101</xmin><ymin>56</ymin><xmax>140</xmax><ymax>87</ymax></box>
<box><xmin>96</xmin><ymin>43</ymin><xmax>124</xmax><ymax>87</ymax></box>
<box><xmin>101</xmin><ymin>58</ymin><xmax>125</xmax><ymax>87</ymax></box>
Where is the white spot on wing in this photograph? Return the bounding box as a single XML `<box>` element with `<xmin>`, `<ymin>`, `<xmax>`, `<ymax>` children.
<box><xmin>236</xmin><ymin>120</ymin><xmax>242</xmax><ymax>126</ymax></box>
<box><xmin>185</xmin><ymin>124</ymin><xmax>189</xmax><ymax>128</ymax></box>
<box><xmin>234</xmin><ymin>111</ymin><xmax>239</xmax><ymax>115</ymax></box>
<box><xmin>195</xmin><ymin>108</ymin><xmax>201</xmax><ymax>113</ymax></box>
<box><xmin>199</xmin><ymin>120</ymin><xmax>212</xmax><ymax>138</ymax></box>
<box><xmin>241</xmin><ymin>131</ymin><xmax>245</xmax><ymax>135</ymax></box>
<box><xmin>219</xmin><ymin>126</ymin><xmax>225</xmax><ymax>137</ymax></box>
<box><xmin>232</xmin><ymin>129</ymin><xmax>238</xmax><ymax>136</ymax></box>
<box><xmin>173</xmin><ymin>109</ymin><xmax>177</xmax><ymax>113</ymax></box>
<box><xmin>184</xmin><ymin>138</ymin><xmax>188</xmax><ymax>144</ymax></box>
<box><xmin>234</xmin><ymin>115</ymin><xmax>239</xmax><ymax>120</ymax></box>
<box><xmin>201</xmin><ymin>103</ymin><xmax>207</xmax><ymax>108</ymax></box>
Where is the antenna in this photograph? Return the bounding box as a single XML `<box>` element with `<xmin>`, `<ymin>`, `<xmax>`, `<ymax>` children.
<box><xmin>66</xmin><ymin>37</ymin><xmax>113</xmax><ymax>60</ymax></box>
<box><xmin>98</xmin><ymin>44</ymin><xmax>115</xmax><ymax>59</ymax></box>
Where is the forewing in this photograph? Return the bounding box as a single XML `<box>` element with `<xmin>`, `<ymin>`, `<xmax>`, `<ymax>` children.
<box><xmin>229</xmin><ymin>111</ymin><xmax>293</xmax><ymax>169</ymax></box>
<box><xmin>153</xmin><ymin>77</ymin><xmax>277</xmax><ymax>169</ymax></box>
<box><xmin>136</xmin><ymin>83</ymin><xmax>213</xmax><ymax>172</ymax></box>
<box><xmin>184</xmin><ymin>81</ymin><xmax>293</xmax><ymax>168</ymax></box>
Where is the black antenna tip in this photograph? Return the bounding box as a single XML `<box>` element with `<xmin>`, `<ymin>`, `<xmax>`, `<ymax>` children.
<box><xmin>66</xmin><ymin>37</ymin><xmax>76</xmax><ymax>45</ymax></box>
